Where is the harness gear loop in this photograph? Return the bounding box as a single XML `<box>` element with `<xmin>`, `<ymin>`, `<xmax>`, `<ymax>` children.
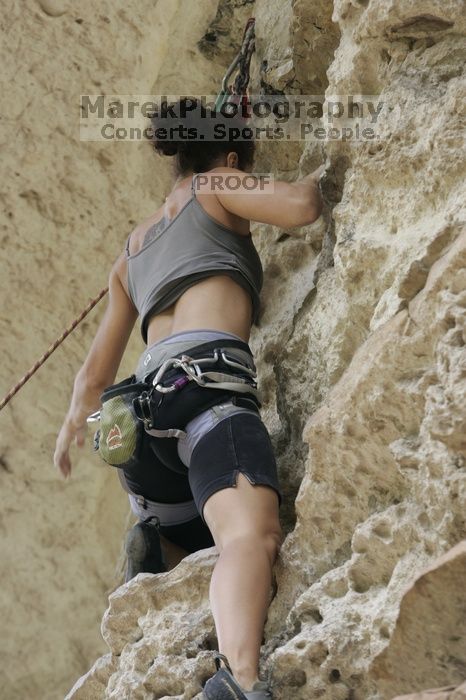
<box><xmin>151</xmin><ymin>348</ymin><xmax>259</xmax><ymax>400</ymax></box>
<box><xmin>220</xmin><ymin>350</ymin><xmax>257</xmax><ymax>375</ymax></box>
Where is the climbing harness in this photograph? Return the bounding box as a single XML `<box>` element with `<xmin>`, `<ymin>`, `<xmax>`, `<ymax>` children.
<box><xmin>92</xmin><ymin>339</ymin><xmax>261</xmax><ymax>475</ymax></box>
<box><xmin>214</xmin><ymin>17</ymin><xmax>255</xmax><ymax>116</ymax></box>
<box><xmin>0</xmin><ymin>286</ymin><xmax>108</xmax><ymax>412</ymax></box>
<box><xmin>0</xmin><ymin>19</ymin><xmax>256</xmax><ymax>413</ymax></box>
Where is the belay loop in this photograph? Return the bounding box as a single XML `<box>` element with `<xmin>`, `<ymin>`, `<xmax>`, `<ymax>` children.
<box><xmin>214</xmin><ymin>17</ymin><xmax>255</xmax><ymax>117</ymax></box>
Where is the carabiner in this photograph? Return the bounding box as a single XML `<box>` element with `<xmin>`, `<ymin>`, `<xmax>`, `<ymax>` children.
<box><xmin>137</xmin><ymin>391</ymin><xmax>154</xmax><ymax>429</ymax></box>
<box><xmin>220</xmin><ymin>350</ymin><xmax>257</xmax><ymax>377</ymax></box>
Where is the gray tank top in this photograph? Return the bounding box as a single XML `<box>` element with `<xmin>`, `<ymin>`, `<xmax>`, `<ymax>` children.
<box><xmin>126</xmin><ymin>173</ymin><xmax>263</xmax><ymax>342</ymax></box>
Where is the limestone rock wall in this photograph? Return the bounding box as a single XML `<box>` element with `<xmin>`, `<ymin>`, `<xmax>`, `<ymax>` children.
<box><xmin>1</xmin><ymin>0</ymin><xmax>465</xmax><ymax>699</ymax></box>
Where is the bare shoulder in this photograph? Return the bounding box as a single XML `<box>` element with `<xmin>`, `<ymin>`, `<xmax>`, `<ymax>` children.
<box><xmin>136</xmin><ymin>204</ymin><xmax>165</xmax><ymax>230</ymax></box>
<box><xmin>126</xmin><ymin>204</ymin><xmax>165</xmax><ymax>256</ymax></box>
<box><xmin>194</xmin><ymin>167</ymin><xmax>252</xmax><ymax>236</ymax></box>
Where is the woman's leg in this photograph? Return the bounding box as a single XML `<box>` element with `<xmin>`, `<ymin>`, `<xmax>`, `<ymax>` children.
<box><xmin>122</xmin><ymin>437</ymin><xmax>214</xmax><ymax>578</ymax></box>
<box><xmin>203</xmin><ymin>474</ymin><xmax>282</xmax><ymax>691</ymax></box>
<box><xmin>158</xmin><ymin>534</ymin><xmax>189</xmax><ymax>570</ymax></box>
<box><xmin>158</xmin><ymin>515</ymin><xmax>215</xmax><ymax>569</ymax></box>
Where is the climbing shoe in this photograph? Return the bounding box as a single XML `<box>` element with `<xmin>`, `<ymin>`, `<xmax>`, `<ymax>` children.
<box><xmin>203</xmin><ymin>654</ymin><xmax>272</xmax><ymax>700</ymax></box>
<box><xmin>124</xmin><ymin>516</ymin><xmax>167</xmax><ymax>582</ymax></box>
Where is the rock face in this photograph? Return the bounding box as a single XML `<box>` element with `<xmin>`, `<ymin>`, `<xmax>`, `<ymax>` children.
<box><xmin>391</xmin><ymin>683</ymin><xmax>466</xmax><ymax>700</ymax></box>
<box><xmin>1</xmin><ymin>0</ymin><xmax>465</xmax><ymax>699</ymax></box>
<box><xmin>370</xmin><ymin>541</ymin><xmax>466</xmax><ymax>698</ymax></box>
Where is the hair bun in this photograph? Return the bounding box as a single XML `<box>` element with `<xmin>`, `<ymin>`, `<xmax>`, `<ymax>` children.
<box><xmin>147</xmin><ymin>97</ymin><xmax>255</xmax><ymax>170</ymax></box>
<box><xmin>154</xmin><ymin>140</ymin><xmax>179</xmax><ymax>157</ymax></box>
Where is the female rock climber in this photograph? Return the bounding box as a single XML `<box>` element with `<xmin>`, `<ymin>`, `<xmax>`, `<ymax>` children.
<box><xmin>54</xmin><ymin>97</ymin><xmax>324</xmax><ymax>700</ymax></box>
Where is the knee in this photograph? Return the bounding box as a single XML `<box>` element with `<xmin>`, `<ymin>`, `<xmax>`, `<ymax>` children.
<box><xmin>264</xmin><ymin>528</ymin><xmax>283</xmax><ymax>565</ymax></box>
<box><xmin>219</xmin><ymin>527</ymin><xmax>283</xmax><ymax>565</ymax></box>
<box><xmin>248</xmin><ymin>529</ymin><xmax>282</xmax><ymax>566</ymax></box>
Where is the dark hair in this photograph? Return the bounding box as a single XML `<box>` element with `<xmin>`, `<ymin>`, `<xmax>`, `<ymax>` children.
<box><xmin>147</xmin><ymin>96</ymin><xmax>255</xmax><ymax>176</ymax></box>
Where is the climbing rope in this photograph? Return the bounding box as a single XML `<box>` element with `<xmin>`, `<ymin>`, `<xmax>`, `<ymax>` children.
<box><xmin>1</xmin><ymin>18</ymin><xmax>256</xmax><ymax>413</ymax></box>
<box><xmin>214</xmin><ymin>17</ymin><xmax>255</xmax><ymax>115</ymax></box>
<box><xmin>0</xmin><ymin>286</ymin><xmax>108</xmax><ymax>412</ymax></box>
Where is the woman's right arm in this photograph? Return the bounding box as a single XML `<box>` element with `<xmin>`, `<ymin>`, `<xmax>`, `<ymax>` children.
<box><xmin>53</xmin><ymin>251</ymin><xmax>138</xmax><ymax>478</ymax></box>
<box><xmin>213</xmin><ymin>164</ymin><xmax>325</xmax><ymax>229</ymax></box>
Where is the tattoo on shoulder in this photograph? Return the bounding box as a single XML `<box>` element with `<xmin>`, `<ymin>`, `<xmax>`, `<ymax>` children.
<box><xmin>143</xmin><ymin>217</ymin><xmax>167</xmax><ymax>247</ymax></box>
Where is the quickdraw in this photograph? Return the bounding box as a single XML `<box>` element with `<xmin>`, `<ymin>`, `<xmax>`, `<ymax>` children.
<box><xmin>151</xmin><ymin>349</ymin><xmax>257</xmax><ymax>394</ymax></box>
<box><xmin>214</xmin><ymin>17</ymin><xmax>256</xmax><ymax>115</ymax></box>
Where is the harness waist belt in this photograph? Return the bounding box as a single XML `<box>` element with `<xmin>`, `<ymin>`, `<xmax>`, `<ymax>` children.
<box><xmin>138</xmin><ymin>341</ymin><xmax>256</xmax><ymax>380</ymax></box>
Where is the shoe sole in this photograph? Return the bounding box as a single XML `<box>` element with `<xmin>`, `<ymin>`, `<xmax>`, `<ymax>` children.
<box><xmin>203</xmin><ymin>669</ymin><xmax>248</xmax><ymax>700</ymax></box>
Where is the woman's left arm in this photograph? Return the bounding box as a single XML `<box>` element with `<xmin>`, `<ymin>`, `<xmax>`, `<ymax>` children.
<box><xmin>54</xmin><ymin>251</ymin><xmax>138</xmax><ymax>478</ymax></box>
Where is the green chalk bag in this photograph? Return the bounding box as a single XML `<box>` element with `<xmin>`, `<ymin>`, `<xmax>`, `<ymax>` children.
<box><xmin>89</xmin><ymin>375</ymin><xmax>150</xmax><ymax>471</ymax></box>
